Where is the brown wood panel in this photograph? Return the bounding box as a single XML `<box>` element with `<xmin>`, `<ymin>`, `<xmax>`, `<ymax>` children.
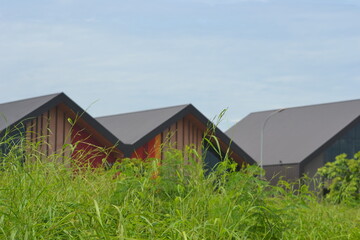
<box><xmin>177</xmin><ymin>119</ymin><xmax>184</xmax><ymax>151</ymax></box>
<box><xmin>43</xmin><ymin>111</ymin><xmax>50</xmax><ymax>156</ymax></box>
<box><xmin>189</xmin><ymin>120</ymin><xmax>193</xmax><ymax>147</ymax></box>
<box><xmin>56</xmin><ymin>107</ymin><xmax>65</xmax><ymax>154</ymax></box>
<box><xmin>161</xmin><ymin>127</ymin><xmax>170</xmax><ymax>159</ymax></box>
<box><xmin>197</xmin><ymin>128</ymin><xmax>203</xmax><ymax>157</ymax></box>
<box><xmin>48</xmin><ymin>108</ymin><xmax>57</xmax><ymax>155</ymax></box>
<box><xmin>25</xmin><ymin>120</ymin><xmax>34</xmax><ymax>143</ymax></box>
<box><xmin>154</xmin><ymin>134</ymin><xmax>161</xmax><ymax>160</ymax></box>
<box><xmin>57</xmin><ymin>104</ymin><xmax>118</xmax><ymax>150</ymax></box>
<box><xmin>63</xmin><ymin>111</ymin><xmax>72</xmax><ymax>162</ymax></box>
<box><xmin>183</xmin><ymin>118</ymin><xmax>189</xmax><ymax>148</ymax></box>
<box><xmin>184</xmin><ymin>118</ymin><xmax>191</xmax><ymax>162</ymax></box>
<box><xmin>14</xmin><ymin>104</ymin><xmax>123</xmax><ymax>165</ymax></box>
<box><xmin>36</xmin><ymin>115</ymin><xmax>43</xmax><ymax>153</ymax></box>
<box><xmin>169</xmin><ymin>122</ymin><xmax>177</xmax><ymax>149</ymax></box>
<box><xmin>25</xmin><ymin>120</ymin><xmax>34</xmax><ymax>155</ymax></box>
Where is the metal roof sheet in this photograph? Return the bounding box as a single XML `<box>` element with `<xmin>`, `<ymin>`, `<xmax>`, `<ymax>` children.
<box><xmin>226</xmin><ymin>99</ymin><xmax>360</xmax><ymax>165</ymax></box>
<box><xmin>96</xmin><ymin>104</ymin><xmax>189</xmax><ymax>145</ymax></box>
<box><xmin>0</xmin><ymin>93</ymin><xmax>61</xmax><ymax>131</ymax></box>
<box><xmin>97</xmin><ymin>104</ymin><xmax>256</xmax><ymax>164</ymax></box>
<box><xmin>0</xmin><ymin>93</ymin><xmax>125</xmax><ymax>151</ymax></box>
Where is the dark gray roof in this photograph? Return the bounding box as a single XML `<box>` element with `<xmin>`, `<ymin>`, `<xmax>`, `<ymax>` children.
<box><xmin>0</xmin><ymin>93</ymin><xmax>125</xmax><ymax>151</ymax></box>
<box><xmin>96</xmin><ymin>104</ymin><xmax>189</xmax><ymax>145</ymax></box>
<box><xmin>226</xmin><ymin>99</ymin><xmax>360</xmax><ymax>166</ymax></box>
<box><xmin>96</xmin><ymin>104</ymin><xmax>255</xmax><ymax>164</ymax></box>
<box><xmin>0</xmin><ymin>93</ymin><xmax>60</xmax><ymax>131</ymax></box>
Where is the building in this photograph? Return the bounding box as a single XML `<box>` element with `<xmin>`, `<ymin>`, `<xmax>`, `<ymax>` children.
<box><xmin>0</xmin><ymin>93</ymin><xmax>255</xmax><ymax>170</ymax></box>
<box><xmin>96</xmin><ymin>104</ymin><xmax>255</xmax><ymax>169</ymax></box>
<box><xmin>0</xmin><ymin>93</ymin><xmax>124</xmax><ymax>167</ymax></box>
<box><xmin>226</xmin><ymin>99</ymin><xmax>360</xmax><ymax>183</ymax></box>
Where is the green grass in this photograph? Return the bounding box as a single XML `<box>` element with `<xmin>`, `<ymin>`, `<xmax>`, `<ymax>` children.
<box><xmin>0</xmin><ymin>135</ymin><xmax>359</xmax><ymax>239</ymax></box>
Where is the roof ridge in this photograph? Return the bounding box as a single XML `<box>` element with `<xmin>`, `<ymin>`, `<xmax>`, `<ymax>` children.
<box><xmin>0</xmin><ymin>92</ymin><xmax>63</xmax><ymax>106</ymax></box>
<box><xmin>96</xmin><ymin>103</ymin><xmax>191</xmax><ymax>119</ymax></box>
<box><xmin>252</xmin><ymin>98</ymin><xmax>360</xmax><ymax>114</ymax></box>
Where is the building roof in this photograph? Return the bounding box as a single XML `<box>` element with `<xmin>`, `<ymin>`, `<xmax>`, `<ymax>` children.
<box><xmin>0</xmin><ymin>93</ymin><xmax>60</xmax><ymax>132</ymax></box>
<box><xmin>96</xmin><ymin>104</ymin><xmax>190</xmax><ymax>145</ymax></box>
<box><xmin>226</xmin><ymin>99</ymin><xmax>360</xmax><ymax>166</ymax></box>
<box><xmin>0</xmin><ymin>93</ymin><xmax>125</xmax><ymax>150</ymax></box>
<box><xmin>97</xmin><ymin>104</ymin><xmax>255</xmax><ymax>164</ymax></box>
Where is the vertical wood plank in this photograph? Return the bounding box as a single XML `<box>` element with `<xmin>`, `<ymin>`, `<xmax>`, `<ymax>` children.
<box><xmin>37</xmin><ymin>115</ymin><xmax>43</xmax><ymax>154</ymax></box>
<box><xmin>25</xmin><ymin>121</ymin><xmax>33</xmax><ymax>155</ymax></box>
<box><xmin>56</xmin><ymin>108</ymin><xmax>65</xmax><ymax>155</ymax></box>
<box><xmin>197</xmin><ymin>128</ymin><xmax>203</xmax><ymax>157</ymax></box>
<box><xmin>170</xmin><ymin>122</ymin><xmax>177</xmax><ymax>149</ymax></box>
<box><xmin>48</xmin><ymin>107</ymin><xmax>57</xmax><ymax>155</ymax></box>
<box><xmin>154</xmin><ymin>134</ymin><xmax>161</xmax><ymax>160</ymax></box>
<box><xmin>183</xmin><ymin>118</ymin><xmax>189</xmax><ymax>148</ymax></box>
<box><xmin>177</xmin><ymin>119</ymin><xmax>184</xmax><ymax>151</ymax></box>
<box><xmin>161</xmin><ymin>128</ymin><xmax>170</xmax><ymax>160</ymax></box>
<box><xmin>63</xmin><ymin>112</ymin><xmax>72</xmax><ymax>162</ymax></box>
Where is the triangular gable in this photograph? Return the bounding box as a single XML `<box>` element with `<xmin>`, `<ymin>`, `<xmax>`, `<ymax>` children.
<box><xmin>96</xmin><ymin>104</ymin><xmax>189</xmax><ymax>146</ymax></box>
<box><xmin>0</xmin><ymin>93</ymin><xmax>126</xmax><ymax>151</ymax></box>
<box><xmin>97</xmin><ymin>104</ymin><xmax>255</xmax><ymax>164</ymax></box>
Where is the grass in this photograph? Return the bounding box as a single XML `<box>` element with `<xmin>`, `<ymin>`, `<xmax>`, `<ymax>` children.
<box><xmin>0</xmin><ymin>133</ymin><xmax>359</xmax><ymax>239</ymax></box>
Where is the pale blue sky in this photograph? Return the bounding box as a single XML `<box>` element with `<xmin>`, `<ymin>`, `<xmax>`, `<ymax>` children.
<box><xmin>1</xmin><ymin>0</ymin><xmax>359</xmax><ymax>130</ymax></box>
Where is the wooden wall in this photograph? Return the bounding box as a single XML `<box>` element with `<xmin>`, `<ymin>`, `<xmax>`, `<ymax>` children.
<box><xmin>161</xmin><ymin>114</ymin><xmax>204</xmax><ymax>161</ymax></box>
<box><xmin>25</xmin><ymin>105</ymin><xmax>72</xmax><ymax>161</ymax></box>
<box><xmin>71</xmin><ymin>124</ymin><xmax>118</xmax><ymax>168</ymax></box>
<box><xmin>131</xmin><ymin>113</ymin><xmax>247</xmax><ymax>166</ymax></box>
<box><xmin>132</xmin><ymin>114</ymin><xmax>205</xmax><ymax>161</ymax></box>
<box><xmin>131</xmin><ymin>134</ymin><xmax>161</xmax><ymax>159</ymax></box>
<box><xmin>25</xmin><ymin>104</ymin><xmax>122</xmax><ymax>165</ymax></box>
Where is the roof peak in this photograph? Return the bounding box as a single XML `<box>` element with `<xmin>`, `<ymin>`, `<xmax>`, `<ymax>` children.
<box><xmin>0</xmin><ymin>92</ymin><xmax>63</xmax><ymax>106</ymax></box>
<box><xmin>252</xmin><ymin>98</ymin><xmax>360</xmax><ymax>115</ymax></box>
<box><xmin>96</xmin><ymin>103</ymin><xmax>191</xmax><ymax>119</ymax></box>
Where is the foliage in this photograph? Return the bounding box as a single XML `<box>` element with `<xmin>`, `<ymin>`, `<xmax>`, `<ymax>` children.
<box><xmin>318</xmin><ymin>152</ymin><xmax>360</xmax><ymax>204</ymax></box>
<box><xmin>0</xmin><ymin>134</ymin><xmax>359</xmax><ymax>239</ymax></box>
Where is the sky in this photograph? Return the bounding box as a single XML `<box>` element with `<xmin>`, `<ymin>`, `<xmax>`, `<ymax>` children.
<box><xmin>0</xmin><ymin>0</ymin><xmax>360</xmax><ymax>130</ymax></box>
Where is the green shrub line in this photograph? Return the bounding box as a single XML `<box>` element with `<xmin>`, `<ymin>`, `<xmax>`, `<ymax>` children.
<box><xmin>0</xmin><ymin>132</ymin><xmax>359</xmax><ymax>239</ymax></box>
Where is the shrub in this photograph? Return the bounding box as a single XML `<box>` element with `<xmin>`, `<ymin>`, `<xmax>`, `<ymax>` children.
<box><xmin>318</xmin><ymin>152</ymin><xmax>360</xmax><ymax>204</ymax></box>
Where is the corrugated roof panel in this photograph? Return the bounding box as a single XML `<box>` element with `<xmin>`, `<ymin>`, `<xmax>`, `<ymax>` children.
<box><xmin>0</xmin><ymin>93</ymin><xmax>61</xmax><ymax>132</ymax></box>
<box><xmin>96</xmin><ymin>104</ymin><xmax>189</xmax><ymax>145</ymax></box>
<box><xmin>226</xmin><ymin>99</ymin><xmax>360</xmax><ymax>165</ymax></box>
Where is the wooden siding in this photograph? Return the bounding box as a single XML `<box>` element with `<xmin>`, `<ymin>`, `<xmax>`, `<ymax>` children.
<box><xmin>25</xmin><ymin>105</ymin><xmax>72</xmax><ymax>161</ymax></box>
<box><xmin>131</xmin><ymin>113</ymin><xmax>247</xmax><ymax>166</ymax></box>
<box><xmin>162</xmin><ymin>115</ymin><xmax>205</xmax><ymax>161</ymax></box>
<box><xmin>25</xmin><ymin>104</ymin><xmax>123</xmax><ymax>165</ymax></box>
<box><xmin>133</xmin><ymin>114</ymin><xmax>206</xmax><ymax>161</ymax></box>
<box><xmin>71</xmin><ymin>124</ymin><xmax>118</xmax><ymax>167</ymax></box>
<box><xmin>131</xmin><ymin>134</ymin><xmax>162</xmax><ymax>159</ymax></box>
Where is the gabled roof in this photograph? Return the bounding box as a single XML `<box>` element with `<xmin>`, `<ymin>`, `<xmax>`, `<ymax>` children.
<box><xmin>226</xmin><ymin>99</ymin><xmax>360</xmax><ymax>166</ymax></box>
<box><xmin>97</xmin><ymin>104</ymin><xmax>255</xmax><ymax>164</ymax></box>
<box><xmin>0</xmin><ymin>93</ymin><xmax>125</xmax><ymax>150</ymax></box>
<box><xmin>96</xmin><ymin>104</ymin><xmax>189</xmax><ymax>145</ymax></box>
<box><xmin>0</xmin><ymin>93</ymin><xmax>60</xmax><ymax>132</ymax></box>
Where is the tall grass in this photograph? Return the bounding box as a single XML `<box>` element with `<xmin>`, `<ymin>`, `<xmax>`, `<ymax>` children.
<box><xmin>0</xmin><ymin>132</ymin><xmax>359</xmax><ymax>239</ymax></box>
